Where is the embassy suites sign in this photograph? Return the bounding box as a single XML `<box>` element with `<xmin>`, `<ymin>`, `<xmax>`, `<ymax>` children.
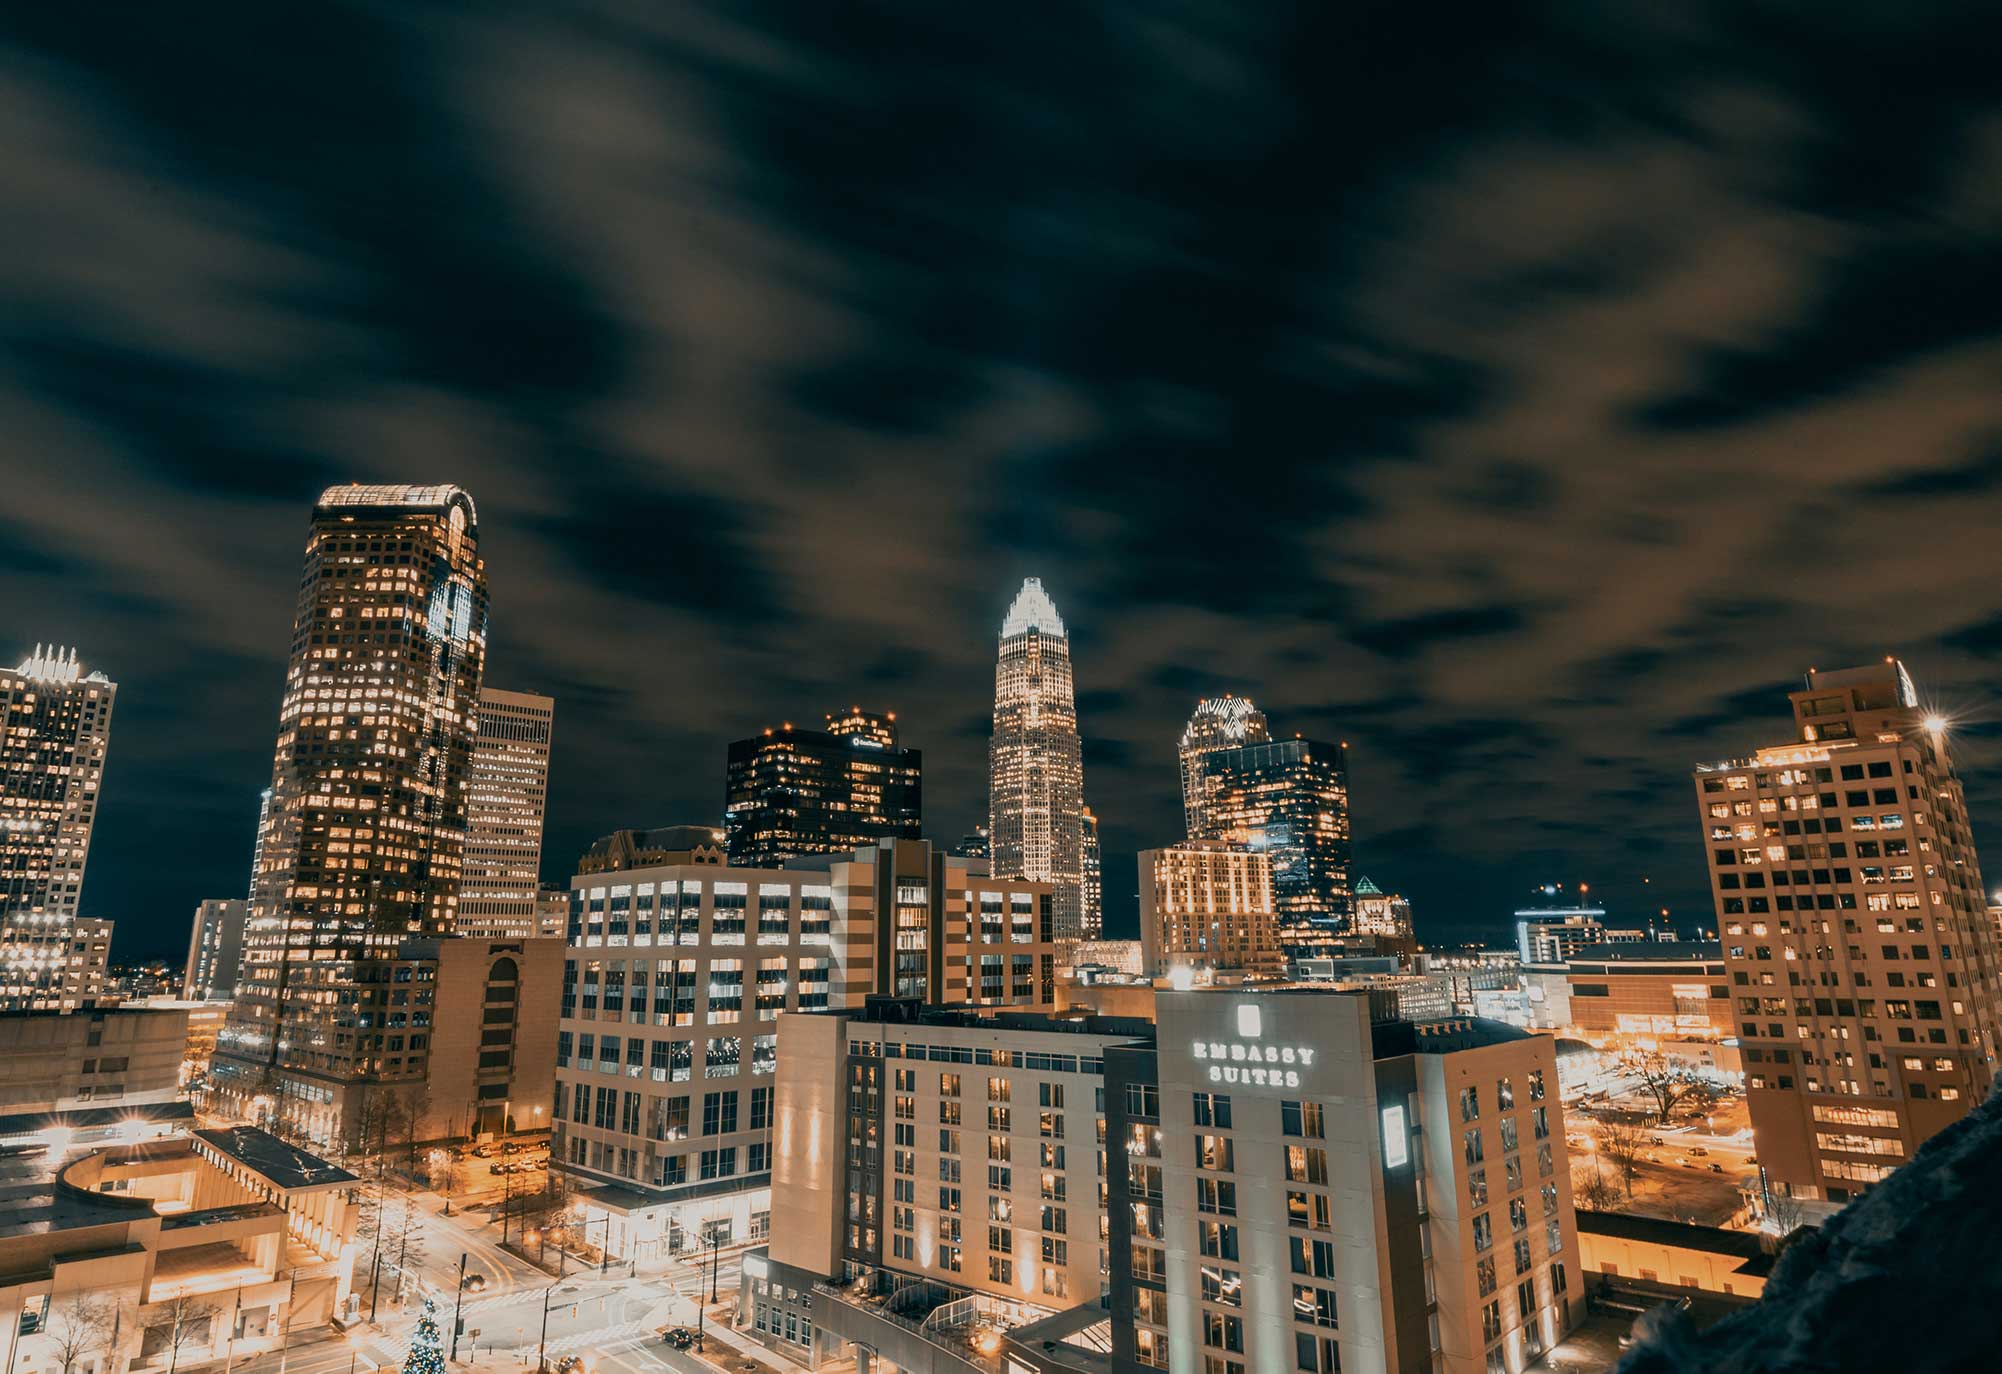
<box><xmin>1189</xmin><ymin>1004</ymin><xmax>1317</xmax><ymax>1088</ymax></box>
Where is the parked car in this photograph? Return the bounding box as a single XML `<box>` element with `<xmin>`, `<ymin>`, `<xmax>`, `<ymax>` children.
<box><xmin>1708</xmin><ymin>1163</ymin><xmax>1725</xmax><ymax>1173</ymax></box>
<box><xmin>1687</xmin><ymin>1147</ymin><xmax>1709</xmax><ymax>1157</ymax></box>
<box><xmin>663</xmin><ymin>1328</ymin><xmax>697</xmax><ymax>1350</ymax></box>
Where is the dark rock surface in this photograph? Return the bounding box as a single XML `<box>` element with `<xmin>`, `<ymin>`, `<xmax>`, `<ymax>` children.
<box><xmin>1617</xmin><ymin>1092</ymin><xmax>2002</xmax><ymax>1373</ymax></box>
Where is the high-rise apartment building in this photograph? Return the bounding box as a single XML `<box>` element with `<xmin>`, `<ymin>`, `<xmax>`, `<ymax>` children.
<box><xmin>1201</xmin><ymin>738</ymin><xmax>1353</xmax><ymax>926</ymax></box>
<box><xmin>457</xmin><ymin>688</ymin><xmax>556</xmax><ymax>938</ymax></box>
<box><xmin>1138</xmin><ymin>842</ymin><xmax>1285</xmax><ymax>978</ymax></box>
<box><xmin>553</xmin><ymin>836</ymin><xmax>1056</xmax><ymax>1259</ymax></box>
<box><xmin>989</xmin><ymin>578</ymin><xmax>1088</xmax><ymax>940</ymax></box>
<box><xmin>1695</xmin><ymin>659</ymin><xmax>2002</xmax><ymax>1207</ymax></box>
<box><xmin>748</xmin><ymin>987</ymin><xmax>1578</xmax><ymax>1374</ymax></box>
<box><xmin>213</xmin><ymin>484</ymin><xmax>489</xmax><ymax>1139</ymax></box>
<box><xmin>1179</xmin><ymin>695</ymin><xmax>1271</xmax><ymax>837</ymax></box>
<box><xmin>725</xmin><ymin>710</ymin><xmax>922</xmax><ymax>867</ymax></box>
<box><xmin>1081</xmin><ymin>806</ymin><xmax>1104</xmax><ymax>939</ymax></box>
<box><xmin>185</xmin><ymin>898</ymin><xmax>250</xmax><ymax>1000</ymax></box>
<box><xmin>1</xmin><ymin>647</ymin><xmax>116</xmax><ymax>1008</ymax></box>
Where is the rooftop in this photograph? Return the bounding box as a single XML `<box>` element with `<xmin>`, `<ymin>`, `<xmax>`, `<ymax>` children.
<box><xmin>194</xmin><ymin>1127</ymin><xmax>357</xmax><ymax>1192</ymax></box>
<box><xmin>1574</xmin><ymin>1209</ymin><xmax>1774</xmax><ymax>1276</ymax></box>
<box><xmin>1567</xmin><ymin>941</ymin><xmax>1724</xmax><ymax>965</ymax></box>
<box><xmin>314</xmin><ymin>482</ymin><xmax>477</xmax><ymax>527</ymax></box>
<box><xmin>1001</xmin><ymin>577</ymin><xmax>1066</xmax><ymax>638</ymax></box>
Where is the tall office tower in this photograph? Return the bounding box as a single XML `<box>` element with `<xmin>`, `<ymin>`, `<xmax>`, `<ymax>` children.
<box><xmin>1137</xmin><ymin>841</ymin><xmax>1284</xmax><ymax>977</ymax></box>
<box><xmin>0</xmin><ymin>647</ymin><xmax>116</xmax><ymax>1010</ymax></box>
<box><xmin>1179</xmin><ymin>694</ymin><xmax>1271</xmax><ymax>837</ymax></box>
<box><xmin>724</xmin><ymin>709</ymin><xmax>922</xmax><ymax>866</ymax></box>
<box><xmin>185</xmin><ymin>898</ymin><xmax>249</xmax><ymax>999</ymax></box>
<box><xmin>246</xmin><ymin>788</ymin><xmax>273</xmax><ymax>899</ymax></box>
<box><xmin>989</xmin><ymin>577</ymin><xmax>1088</xmax><ymax>940</ymax></box>
<box><xmin>1080</xmin><ymin>806</ymin><xmax>1104</xmax><ymax>939</ymax></box>
<box><xmin>1203</xmin><ymin>737</ymin><xmax>1353</xmax><ymax>926</ymax></box>
<box><xmin>1696</xmin><ymin>659</ymin><xmax>2002</xmax><ymax>1209</ymax></box>
<box><xmin>456</xmin><ymin>688</ymin><xmax>556</xmax><ymax>938</ymax></box>
<box><xmin>213</xmin><ymin>484</ymin><xmax>488</xmax><ymax>1138</ymax></box>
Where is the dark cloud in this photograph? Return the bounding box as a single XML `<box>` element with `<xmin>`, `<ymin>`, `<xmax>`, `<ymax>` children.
<box><xmin>6</xmin><ymin>1</ymin><xmax>2002</xmax><ymax>956</ymax></box>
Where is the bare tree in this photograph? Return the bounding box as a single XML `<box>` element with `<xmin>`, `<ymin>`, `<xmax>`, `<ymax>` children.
<box><xmin>1626</xmin><ymin>1050</ymin><xmax>1721</xmax><ymax>1126</ymax></box>
<box><xmin>1593</xmin><ymin>1115</ymin><xmax>1653</xmax><ymax>1197</ymax></box>
<box><xmin>47</xmin><ymin>1294</ymin><xmax>115</xmax><ymax>1374</ymax></box>
<box><xmin>1762</xmin><ymin>1188</ymin><xmax>1806</xmax><ymax>1246</ymax></box>
<box><xmin>1576</xmin><ymin>1168</ymin><xmax>1623</xmax><ymax>1211</ymax></box>
<box><xmin>148</xmin><ymin>1296</ymin><xmax>216</xmax><ymax>1374</ymax></box>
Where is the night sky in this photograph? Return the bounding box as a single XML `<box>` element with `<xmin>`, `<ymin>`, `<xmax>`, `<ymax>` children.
<box><xmin>7</xmin><ymin>3</ymin><xmax>2002</xmax><ymax>962</ymax></box>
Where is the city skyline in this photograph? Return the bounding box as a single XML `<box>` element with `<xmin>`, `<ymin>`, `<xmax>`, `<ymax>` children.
<box><xmin>11</xmin><ymin>6</ymin><xmax>2002</xmax><ymax>966</ymax></box>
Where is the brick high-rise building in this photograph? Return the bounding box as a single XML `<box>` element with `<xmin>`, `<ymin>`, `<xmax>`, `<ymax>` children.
<box><xmin>213</xmin><ymin>484</ymin><xmax>489</xmax><ymax>1142</ymax></box>
<box><xmin>457</xmin><ymin>687</ymin><xmax>555</xmax><ymax>938</ymax></box>
<box><xmin>1138</xmin><ymin>842</ymin><xmax>1285</xmax><ymax>978</ymax></box>
<box><xmin>0</xmin><ymin>647</ymin><xmax>115</xmax><ymax>1009</ymax></box>
<box><xmin>1694</xmin><ymin>659</ymin><xmax>2002</xmax><ymax>1207</ymax></box>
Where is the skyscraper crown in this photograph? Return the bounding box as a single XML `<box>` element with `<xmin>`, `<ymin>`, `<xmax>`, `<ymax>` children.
<box><xmin>1002</xmin><ymin>577</ymin><xmax>1066</xmax><ymax>638</ymax></box>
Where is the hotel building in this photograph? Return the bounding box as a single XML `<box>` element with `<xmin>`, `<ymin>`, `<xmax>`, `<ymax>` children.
<box><xmin>747</xmin><ymin>986</ymin><xmax>1578</xmax><ymax>1374</ymax></box>
<box><xmin>1200</xmin><ymin>739</ymin><xmax>1352</xmax><ymax>927</ymax></box>
<box><xmin>1111</xmin><ymin>989</ymin><xmax>1579</xmax><ymax>1374</ymax></box>
<box><xmin>1694</xmin><ymin>659</ymin><xmax>2002</xmax><ymax>1205</ymax></box>
<box><xmin>457</xmin><ymin>688</ymin><xmax>557</xmax><ymax>938</ymax></box>
<box><xmin>213</xmin><ymin>484</ymin><xmax>489</xmax><ymax>1139</ymax></box>
<box><xmin>726</xmin><ymin>710</ymin><xmax>923</xmax><ymax>867</ymax></box>
<box><xmin>989</xmin><ymin>579</ymin><xmax>1090</xmax><ymax>941</ymax></box>
<box><xmin>184</xmin><ymin>898</ymin><xmax>249</xmax><ymax>1000</ymax></box>
<box><xmin>1</xmin><ymin>647</ymin><xmax>116</xmax><ymax>1009</ymax></box>
<box><xmin>554</xmin><ymin>836</ymin><xmax>1056</xmax><ymax>1261</ymax></box>
<box><xmin>1137</xmin><ymin>843</ymin><xmax>1284</xmax><ymax>979</ymax></box>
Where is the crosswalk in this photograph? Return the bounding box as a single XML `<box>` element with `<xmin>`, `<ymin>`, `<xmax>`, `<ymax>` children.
<box><xmin>522</xmin><ymin>1320</ymin><xmax>651</xmax><ymax>1356</ymax></box>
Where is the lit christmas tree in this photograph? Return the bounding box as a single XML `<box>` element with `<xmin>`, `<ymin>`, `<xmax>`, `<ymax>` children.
<box><xmin>405</xmin><ymin>1296</ymin><xmax>447</xmax><ymax>1374</ymax></box>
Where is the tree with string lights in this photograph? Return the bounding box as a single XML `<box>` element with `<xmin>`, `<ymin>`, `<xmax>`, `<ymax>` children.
<box><xmin>403</xmin><ymin>1296</ymin><xmax>446</xmax><ymax>1374</ymax></box>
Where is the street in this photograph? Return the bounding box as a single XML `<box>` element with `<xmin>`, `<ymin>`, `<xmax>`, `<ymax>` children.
<box><xmin>279</xmin><ymin>1184</ymin><xmax>751</xmax><ymax>1374</ymax></box>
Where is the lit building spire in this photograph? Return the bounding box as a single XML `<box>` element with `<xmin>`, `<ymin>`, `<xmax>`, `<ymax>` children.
<box><xmin>988</xmin><ymin>577</ymin><xmax>1088</xmax><ymax>940</ymax></box>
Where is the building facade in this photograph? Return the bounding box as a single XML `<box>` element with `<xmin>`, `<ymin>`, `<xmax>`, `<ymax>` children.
<box><xmin>0</xmin><ymin>1006</ymin><xmax>193</xmax><ymax>1112</ymax></box>
<box><xmin>457</xmin><ymin>688</ymin><xmax>556</xmax><ymax>938</ymax></box>
<box><xmin>1080</xmin><ymin>807</ymin><xmax>1104</xmax><ymax>941</ymax></box>
<box><xmin>1513</xmin><ymin>910</ymin><xmax>1608</xmax><ymax>966</ymax></box>
<box><xmin>554</xmin><ymin>838</ymin><xmax>1057</xmax><ymax>1262</ymax></box>
<box><xmin>1200</xmin><ymin>739</ymin><xmax>1352</xmax><ymax>927</ymax></box>
<box><xmin>1137</xmin><ymin>843</ymin><xmax>1284</xmax><ymax>979</ymax></box>
<box><xmin>725</xmin><ymin>710</ymin><xmax>922</xmax><ymax>867</ymax></box>
<box><xmin>1521</xmin><ymin>943</ymin><xmax>1731</xmax><ymax>1044</ymax></box>
<box><xmin>989</xmin><ymin>579</ymin><xmax>1089</xmax><ymax>941</ymax></box>
<box><xmin>1178</xmin><ymin>696</ymin><xmax>1271</xmax><ymax>839</ymax></box>
<box><xmin>184</xmin><ymin>899</ymin><xmax>249</xmax><ymax>1000</ymax></box>
<box><xmin>1352</xmin><ymin>876</ymin><xmax>1415</xmax><ymax>941</ymax></box>
<box><xmin>213</xmin><ymin>484</ymin><xmax>489</xmax><ymax>1136</ymax></box>
<box><xmin>1110</xmin><ymin>989</ymin><xmax>1579</xmax><ymax>1374</ymax></box>
<box><xmin>1</xmin><ymin>647</ymin><xmax>116</xmax><ymax>1009</ymax></box>
<box><xmin>1694</xmin><ymin>659</ymin><xmax>2002</xmax><ymax>1205</ymax></box>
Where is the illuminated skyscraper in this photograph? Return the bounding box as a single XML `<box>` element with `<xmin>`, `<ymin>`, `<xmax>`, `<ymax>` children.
<box><xmin>1695</xmin><ymin>659</ymin><xmax>2002</xmax><ymax>1208</ymax></box>
<box><xmin>213</xmin><ymin>484</ymin><xmax>489</xmax><ymax>1138</ymax></box>
<box><xmin>1204</xmin><ymin>737</ymin><xmax>1353</xmax><ymax>925</ymax></box>
<box><xmin>1080</xmin><ymin>805</ymin><xmax>1103</xmax><ymax>939</ymax></box>
<box><xmin>1178</xmin><ymin>694</ymin><xmax>1270</xmax><ymax>836</ymax></box>
<box><xmin>988</xmin><ymin>578</ymin><xmax>1088</xmax><ymax>940</ymax></box>
<box><xmin>0</xmin><ymin>647</ymin><xmax>116</xmax><ymax>1010</ymax></box>
<box><xmin>725</xmin><ymin>709</ymin><xmax>922</xmax><ymax>866</ymax></box>
<box><xmin>456</xmin><ymin>688</ymin><xmax>555</xmax><ymax>938</ymax></box>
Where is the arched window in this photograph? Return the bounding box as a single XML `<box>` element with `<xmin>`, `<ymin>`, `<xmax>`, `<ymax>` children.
<box><xmin>488</xmin><ymin>957</ymin><xmax>519</xmax><ymax>983</ymax></box>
